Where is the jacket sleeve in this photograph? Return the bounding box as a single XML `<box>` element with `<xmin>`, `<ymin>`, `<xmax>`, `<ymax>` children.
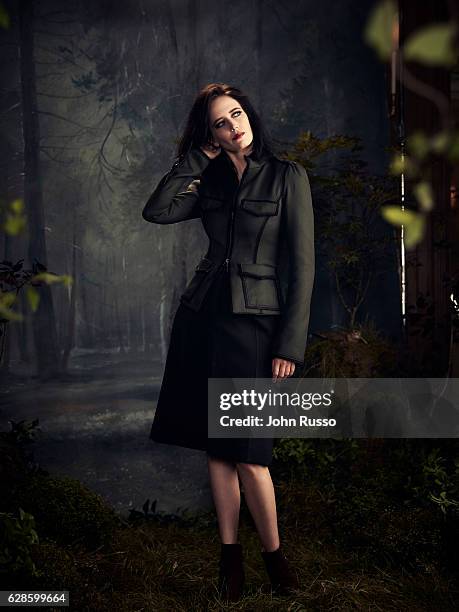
<box><xmin>272</xmin><ymin>162</ymin><xmax>315</xmax><ymax>367</ymax></box>
<box><xmin>142</xmin><ymin>148</ymin><xmax>211</xmax><ymax>224</ymax></box>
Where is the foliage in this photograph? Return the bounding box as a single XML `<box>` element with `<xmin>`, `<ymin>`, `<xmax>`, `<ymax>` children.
<box><xmin>0</xmin><ymin>198</ymin><xmax>73</xmax><ymax>368</ymax></box>
<box><xmin>273</xmin><ymin>437</ymin><xmax>459</xmax><ymax>572</ymax></box>
<box><xmin>6</xmin><ymin>419</ymin><xmax>42</xmax><ymax>444</ymax></box>
<box><xmin>0</xmin><ymin>420</ymin><xmax>44</xmax><ymax>502</ymax></box>
<box><xmin>273</xmin><ymin>437</ymin><xmax>360</xmax><ymax>473</ymax></box>
<box><xmin>0</xmin><ymin>508</ymin><xmax>39</xmax><ymax>578</ymax></box>
<box><xmin>414</xmin><ymin>447</ymin><xmax>459</xmax><ymax>516</ymax></box>
<box><xmin>382</xmin><ymin>205</ymin><xmax>425</xmax><ymax>248</ymax></box>
<box><xmin>282</xmin><ymin>132</ymin><xmax>399</xmax><ymax>328</ymax></box>
<box><xmin>9</xmin><ymin>474</ymin><xmax>122</xmax><ymax>549</ymax></box>
<box><xmin>128</xmin><ymin>498</ymin><xmax>216</xmax><ymax>530</ymax></box>
<box><xmin>300</xmin><ymin>323</ymin><xmax>399</xmax><ymax>378</ymax></box>
<box><xmin>365</xmin><ymin>2</ymin><xmax>457</xmax><ymax>67</ymax></box>
<box><xmin>1</xmin><ymin>421</ymin><xmax>457</xmax><ymax>608</ymax></box>
<box><xmin>0</xmin><ymin>2</ymin><xmax>9</xmax><ymax>29</ymax></box>
<box><xmin>0</xmin><ymin>256</ymin><xmax>72</xmax><ymax>324</ymax></box>
<box><xmin>364</xmin><ymin>0</ymin><xmax>459</xmax><ymax>247</ymax></box>
<box><xmin>274</xmin><ymin>437</ymin><xmax>459</xmax><ymax>521</ymax></box>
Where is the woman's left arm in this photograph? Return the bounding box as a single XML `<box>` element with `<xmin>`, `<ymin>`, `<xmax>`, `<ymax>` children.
<box><xmin>272</xmin><ymin>162</ymin><xmax>315</xmax><ymax>367</ymax></box>
<box><xmin>142</xmin><ymin>148</ymin><xmax>210</xmax><ymax>224</ymax></box>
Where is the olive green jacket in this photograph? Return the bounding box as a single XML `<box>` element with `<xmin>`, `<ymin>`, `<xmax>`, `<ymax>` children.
<box><xmin>142</xmin><ymin>147</ymin><xmax>315</xmax><ymax>366</ymax></box>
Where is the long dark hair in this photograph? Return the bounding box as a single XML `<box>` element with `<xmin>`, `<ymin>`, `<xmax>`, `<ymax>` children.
<box><xmin>176</xmin><ymin>83</ymin><xmax>275</xmax><ymax>160</ymax></box>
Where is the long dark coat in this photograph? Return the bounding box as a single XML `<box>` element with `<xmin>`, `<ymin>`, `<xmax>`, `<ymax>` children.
<box><xmin>142</xmin><ymin>147</ymin><xmax>314</xmax><ymax>465</ymax></box>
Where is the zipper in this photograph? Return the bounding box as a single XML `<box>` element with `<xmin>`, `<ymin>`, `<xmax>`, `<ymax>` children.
<box><xmin>220</xmin><ymin>161</ymin><xmax>249</xmax><ymax>273</ymax></box>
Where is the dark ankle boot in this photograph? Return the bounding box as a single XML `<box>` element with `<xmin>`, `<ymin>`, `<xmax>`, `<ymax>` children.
<box><xmin>261</xmin><ymin>546</ymin><xmax>299</xmax><ymax>595</ymax></box>
<box><xmin>218</xmin><ymin>543</ymin><xmax>245</xmax><ymax>602</ymax></box>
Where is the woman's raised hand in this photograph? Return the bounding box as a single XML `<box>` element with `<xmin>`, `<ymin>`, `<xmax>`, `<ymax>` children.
<box><xmin>200</xmin><ymin>140</ymin><xmax>221</xmax><ymax>160</ymax></box>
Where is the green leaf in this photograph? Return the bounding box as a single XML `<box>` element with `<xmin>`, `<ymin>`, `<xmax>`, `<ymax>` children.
<box><xmin>343</xmin><ymin>253</ymin><xmax>360</xmax><ymax>264</ymax></box>
<box><xmin>0</xmin><ymin>3</ymin><xmax>10</xmax><ymax>29</ymax></box>
<box><xmin>431</xmin><ymin>130</ymin><xmax>450</xmax><ymax>154</ymax></box>
<box><xmin>364</xmin><ymin>0</ymin><xmax>398</xmax><ymax>60</ymax></box>
<box><xmin>3</xmin><ymin>214</ymin><xmax>27</xmax><ymax>236</ymax></box>
<box><xmin>403</xmin><ymin>23</ymin><xmax>458</xmax><ymax>66</ymax></box>
<box><xmin>389</xmin><ymin>153</ymin><xmax>417</xmax><ymax>176</ymax></box>
<box><xmin>32</xmin><ymin>272</ymin><xmax>64</xmax><ymax>284</ymax></box>
<box><xmin>60</xmin><ymin>274</ymin><xmax>74</xmax><ymax>287</ymax></box>
<box><xmin>10</xmin><ymin>198</ymin><xmax>24</xmax><ymax>213</ymax></box>
<box><xmin>406</xmin><ymin>131</ymin><xmax>430</xmax><ymax>160</ymax></box>
<box><xmin>404</xmin><ymin>213</ymin><xmax>425</xmax><ymax>248</ymax></box>
<box><xmin>26</xmin><ymin>286</ymin><xmax>40</xmax><ymax>312</ymax></box>
<box><xmin>413</xmin><ymin>181</ymin><xmax>434</xmax><ymax>212</ymax></box>
<box><xmin>0</xmin><ymin>292</ymin><xmax>16</xmax><ymax>308</ymax></box>
<box><xmin>0</xmin><ymin>292</ymin><xmax>23</xmax><ymax>321</ymax></box>
<box><xmin>381</xmin><ymin>206</ymin><xmax>426</xmax><ymax>248</ymax></box>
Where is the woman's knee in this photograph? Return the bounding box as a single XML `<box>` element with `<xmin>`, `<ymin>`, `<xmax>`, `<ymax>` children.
<box><xmin>236</xmin><ymin>462</ymin><xmax>269</xmax><ymax>478</ymax></box>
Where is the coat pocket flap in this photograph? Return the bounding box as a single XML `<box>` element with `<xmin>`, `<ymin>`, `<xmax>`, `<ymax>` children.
<box><xmin>239</xmin><ymin>263</ymin><xmax>277</xmax><ymax>279</ymax></box>
<box><xmin>195</xmin><ymin>257</ymin><xmax>214</xmax><ymax>272</ymax></box>
<box><xmin>238</xmin><ymin>263</ymin><xmax>281</xmax><ymax>311</ymax></box>
<box><xmin>240</xmin><ymin>199</ymin><xmax>279</xmax><ymax>216</ymax></box>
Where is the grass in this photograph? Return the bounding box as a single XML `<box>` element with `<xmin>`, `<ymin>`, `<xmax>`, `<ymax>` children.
<box><xmin>3</xmin><ymin>481</ymin><xmax>457</xmax><ymax>611</ymax></box>
<box><xmin>1</xmin><ymin>429</ymin><xmax>458</xmax><ymax>611</ymax></box>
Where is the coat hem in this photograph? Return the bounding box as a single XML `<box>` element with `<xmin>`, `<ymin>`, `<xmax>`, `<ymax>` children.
<box><xmin>149</xmin><ymin>432</ymin><xmax>208</xmax><ymax>453</ymax></box>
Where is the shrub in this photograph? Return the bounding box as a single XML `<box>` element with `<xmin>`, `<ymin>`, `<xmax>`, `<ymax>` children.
<box><xmin>10</xmin><ymin>474</ymin><xmax>122</xmax><ymax>548</ymax></box>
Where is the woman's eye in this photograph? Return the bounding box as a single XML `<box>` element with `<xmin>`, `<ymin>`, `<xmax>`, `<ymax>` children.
<box><xmin>216</xmin><ymin>110</ymin><xmax>242</xmax><ymax>129</ymax></box>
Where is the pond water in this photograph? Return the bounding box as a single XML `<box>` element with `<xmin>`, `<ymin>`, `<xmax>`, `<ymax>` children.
<box><xmin>0</xmin><ymin>351</ymin><xmax>214</xmax><ymax>518</ymax></box>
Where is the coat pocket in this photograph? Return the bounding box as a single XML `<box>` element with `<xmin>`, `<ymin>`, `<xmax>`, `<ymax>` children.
<box><xmin>181</xmin><ymin>257</ymin><xmax>215</xmax><ymax>301</ymax></box>
<box><xmin>240</xmin><ymin>199</ymin><xmax>279</xmax><ymax>217</ymax></box>
<box><xmin>239</xmin><ymin>263</ymin><xmax>282</xmax><ymax>311</ymax></box>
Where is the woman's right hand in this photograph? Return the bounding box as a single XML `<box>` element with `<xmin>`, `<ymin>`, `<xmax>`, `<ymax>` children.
<box><xmin>200</xmin><ymin>141</ymin><xmax>221</xmax><ymax>160</ymax></box>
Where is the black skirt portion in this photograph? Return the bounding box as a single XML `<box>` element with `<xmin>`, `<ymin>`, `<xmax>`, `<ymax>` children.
<box><xmin>149</xmin><ymin>267</ymin><xmax>280</xmax><ymax>466</ymax></box>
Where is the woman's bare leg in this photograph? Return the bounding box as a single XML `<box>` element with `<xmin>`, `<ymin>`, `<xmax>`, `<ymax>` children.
<box><xmin>207</xmin><ymin>454</ymin><xmax>241</xmax><ymax>543</ymax></box>
<box><xmin>236</xmin><ymin>463</ymin><xmax>280</xmax><ymax>552</ymax></box>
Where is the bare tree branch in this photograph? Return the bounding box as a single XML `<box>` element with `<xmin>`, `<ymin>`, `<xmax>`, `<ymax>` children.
<box><xmin>0</xmin><ymin>102</ymin><xmax>21</xmax><ymax>115</ymax></box>
<box><xmin>34</xmin><ymin>44</ymin><xmax>87</xmax><ymax>70</ymax></box>
<box><xmin>40</xmin><ymin>148</ymin><xmax>73</xmax><ymax>165</ymax></box>
<box><xmin>36</xmin><ymin>90</ymin><xmax>94</xmax><ymax>99</ymax></box>
<box><xmin>37</xmin><ymin>109</ymin><xmax>99</xmax><ymax>130</ymax></box>
<box><xmin>35</xmin><ymin>10</ymin><xmax>76</xmax><ymax>19</ymax></box>
<box><xmin>34</xmin><ymin>29</ymin><xmax>76</xmax><ymax>37</ymax></box>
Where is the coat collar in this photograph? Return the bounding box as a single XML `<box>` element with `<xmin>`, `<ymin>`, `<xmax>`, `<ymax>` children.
<box><xmin>215</xmin><ymin>147</ymin><xmax>271</xmax><ymax>172</ymax></box>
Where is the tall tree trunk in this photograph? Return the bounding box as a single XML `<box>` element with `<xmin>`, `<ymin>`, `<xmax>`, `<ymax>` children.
<box><xmin>122</xmin><ymin>249</ymin><xmax>131</xmax><ymax>352</ymax></box>
<box><xmin>0</xmin><ymin>141</ymin><xmax>12</xmax><ymax>373</ymax></box>
<box><xmin>18</xmin><ymin>290</ymin><xmax>31</xmax><ymax>363</ymax></box>
<box><xmin>157</xmin><ymin>230</ymin><xmax>168</xmax><ymax>363</ymax></box>
<box><xmin>19</xmin><ymin>0</ymin><xmax>60</xmax><ymax>379</ymax></box>
<box><xmin>102</xmin><ymin>253</ymin><xmax>109</xmax><ymax>347</ymax></box>
<box><xmin>140</xmin><ymin>296</ymin><xmax>145</xmax><ymax>352</ymax></box>
<box><xmin>113</xmin><ymin>253</ymin><xmax>125</xmax><ymax>354</ymax></box>
<box><xmin>255</xmin><ymin>0</ymin><xmax>263</xmax><ymax>117</ymax></box>
<box><xmin>79</xmin><ymin>264</ymin><xmax>93</xmax><ymax>348</ymax></box>
<box><xmin>61</xmin><ymin>213</ymin><xmax>77</xmax><ymax>370</ymax></box>
<box><xmin>162</xmin><ymin>0</ymin><xmax>191</xmax><ymax>350</ymax></box>
<box><xmin>0</xmin><ymin>233</ymin><xmax>11</xmax><ymax>373</ymax></box>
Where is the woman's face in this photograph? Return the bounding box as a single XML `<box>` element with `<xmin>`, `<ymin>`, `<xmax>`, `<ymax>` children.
<box><xmin>207</xmin><ymin>95</ymin><xmax>253</xmax><ymax>154</ymax></box>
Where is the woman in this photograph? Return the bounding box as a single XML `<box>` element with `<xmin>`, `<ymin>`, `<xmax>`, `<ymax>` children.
<box><xmin>142</xmin><ymin>83</ymin><xmax>314</xmax><ymax>601</ymax></box>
